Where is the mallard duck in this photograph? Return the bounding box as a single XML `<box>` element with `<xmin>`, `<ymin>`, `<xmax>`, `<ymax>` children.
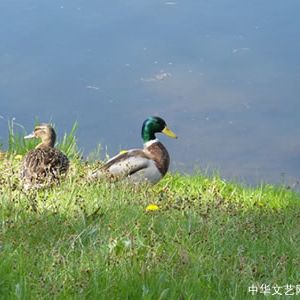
<box><xmin>21</xmin><ymin>124</ymin><xmax>69</xmax><ymax>189</ymax></box>
<box><xmin>91</xmin><ymin>116</ymin><xmax>177</xmax><ymax>185</ymax></box>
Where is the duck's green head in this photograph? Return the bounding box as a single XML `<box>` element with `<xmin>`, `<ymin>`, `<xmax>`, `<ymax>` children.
<box><xmin>141</xmin><ymin>116</ymin><xmax>177</xmax><ymax>143</ymax></box>
<box><xmin>24</xmin><ymin>124</ymin><xmax>56</xmax><ymax>148</ymax></box>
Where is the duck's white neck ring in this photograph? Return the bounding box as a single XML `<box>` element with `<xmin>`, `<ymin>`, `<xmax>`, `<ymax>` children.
<box><xmin>144</xmin><ymin>139</ymin><xmax>159</xmax><ymax>148</ymax></box>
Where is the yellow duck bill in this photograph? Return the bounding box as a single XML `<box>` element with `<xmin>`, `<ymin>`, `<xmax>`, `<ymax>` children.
<box><xmin>162</xmin><ymin>127</ymin><xmax>178</xmax><ymax>139</ymax></box>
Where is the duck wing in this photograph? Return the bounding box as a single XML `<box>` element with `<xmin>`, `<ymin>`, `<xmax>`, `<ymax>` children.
<box><xmin>99</xmin><ymin>149</ymin><xmax>151</xmax><ymax>178</ymax></box>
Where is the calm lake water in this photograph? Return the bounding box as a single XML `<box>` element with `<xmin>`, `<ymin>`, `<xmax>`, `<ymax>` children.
<box><xmin>1</xmin><ymin>1</ymin><xmax>300</xmax><ymax>187</ymax></box>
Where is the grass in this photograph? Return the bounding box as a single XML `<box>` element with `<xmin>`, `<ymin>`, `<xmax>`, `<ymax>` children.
<box><xmin>5</xmin><ymin>119</ymin><xmax>80</xmax><ymax>159</ymax></box>
<box><xmin>1</xmin><ymin>124</ymin><xmax>300</xmax><ymax>299</ymax></box>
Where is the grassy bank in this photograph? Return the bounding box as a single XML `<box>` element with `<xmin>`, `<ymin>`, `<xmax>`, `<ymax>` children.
<box><xmin>0</xmin><ymin>127</ymin><xmax>300</xmax><ymax>299</ymax></box>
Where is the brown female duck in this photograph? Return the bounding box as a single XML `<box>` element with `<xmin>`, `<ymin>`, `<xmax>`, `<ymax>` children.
<box><xmin>21</xmin><ymin>124</ymin><xmax>69</xmax><ymax>189</ymax></box>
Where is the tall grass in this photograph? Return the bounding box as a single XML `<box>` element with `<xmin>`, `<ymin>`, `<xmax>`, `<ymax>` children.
<box><xmin>7</xmin><ymin>118</ymin><xmax>38</xmax><ymax>155</ymax></box>
<box><xmin>6</xmin><ymin>119</ymin><xmax>80</xmax><ymax>159</ymax></box>
<box><xmin>57</xmin><ymin>122</ymin><xmax>81</xmax><ymax>159</ymax></box>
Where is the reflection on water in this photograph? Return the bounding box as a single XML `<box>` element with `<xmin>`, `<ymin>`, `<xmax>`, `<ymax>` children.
<box><xmin>0</xmin><ymin>0</ymin><xmax>300</xmax><ymax>186</ymax></box>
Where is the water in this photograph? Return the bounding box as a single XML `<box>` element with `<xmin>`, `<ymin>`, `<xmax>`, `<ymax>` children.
<box><xmin>1</xmin><ymin>0</ymin><xmax>300</xmax><ymax>186</ymax></box>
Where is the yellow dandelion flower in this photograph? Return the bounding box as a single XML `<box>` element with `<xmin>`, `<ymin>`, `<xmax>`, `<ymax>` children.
<box><xmin>15</xmin><ymin>154</ymin><xmax>23</xmax><ymax>160</ymax></box>
<box><xmin>146</xmin><ymin>204</ymin><xmax>159</xmax><ymax>212</ymax></box>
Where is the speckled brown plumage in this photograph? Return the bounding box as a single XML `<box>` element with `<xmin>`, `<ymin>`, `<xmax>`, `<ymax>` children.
<box><xmin>21</xmin><ymin>147</ymin><xmax>69</xmax><ymax>185</ymax></box>
<box><xmin>20</xmin><ymin>124</ymin><xmax>69</xmax><ymax>189</ymax></box>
